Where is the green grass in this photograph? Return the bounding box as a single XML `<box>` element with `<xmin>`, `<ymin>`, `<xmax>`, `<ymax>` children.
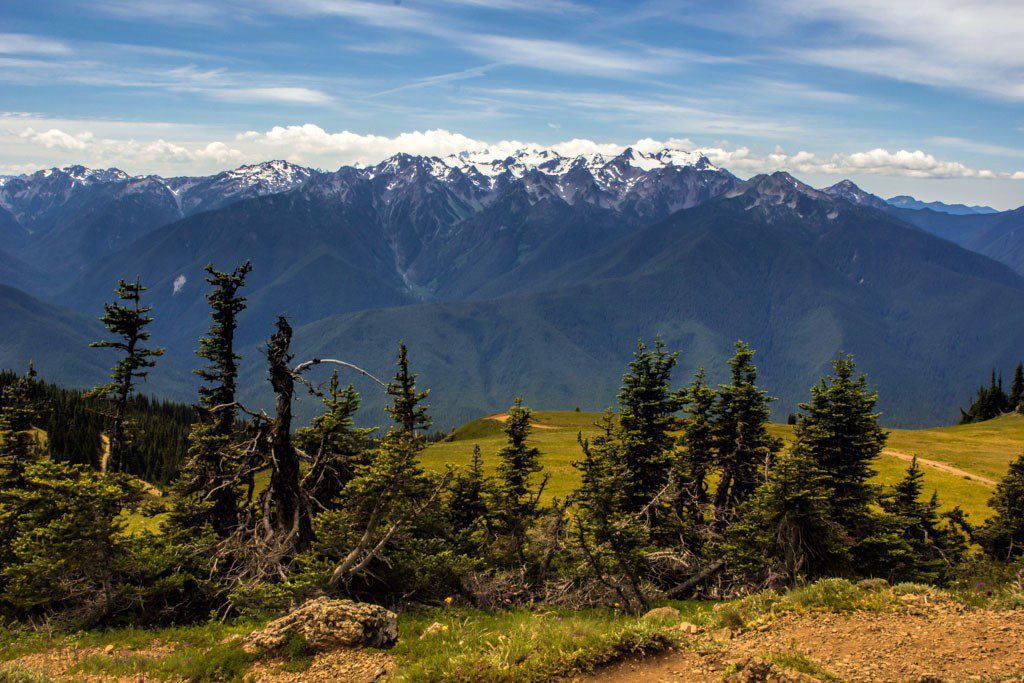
<box><xmin>424</xmin><ymin>411</ymin><xmax>1016</xmax><ymax>519</ymax></box>
<box><xmin>392</xmin><ymin>604</ymin><xmax>694</xmax><ymax>682</ymax></box>
<box><xmin>765</xmin><ymin>651</ymin><xmax>842</xmax><ymax>681</ymax></box>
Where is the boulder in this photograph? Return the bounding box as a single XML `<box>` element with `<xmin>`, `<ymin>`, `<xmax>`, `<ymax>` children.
<box><xmin>642</xmin><ymin>606</ymin><xmax>681</xmax><ymax>621</ymax></box>
<box><xmin>242</xmin><ymin>597</ymin><xmax>398</xmax><ymax>654</ymax></box>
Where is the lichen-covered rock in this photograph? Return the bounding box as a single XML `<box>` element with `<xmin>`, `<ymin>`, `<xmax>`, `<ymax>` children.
<box><xmin>242</xmin><ymin>597</ymin><xmax>398</xmax><ymax>654</ymax></box>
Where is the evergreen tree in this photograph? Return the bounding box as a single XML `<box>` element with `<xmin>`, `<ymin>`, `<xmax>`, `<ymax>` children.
<box><xmin>324</xmin><ymin>343</ymin><xmax>434</xmax><ymax>589</ymax></box>
<box><xmin>793</xmin><ymin>354</ymin><xmax>886</xmax><ymax>535</ymax></box>
<box><xmin>674</xmin><ymin>368</ymin><xmax>715</xmax><ymax>546</ymax></box>
<box><xmin>172</xmin><ymin>262</ymin><xmax>251</xmax><ymax>536</ymax></box>
<box><xmin>713</xmin><ymin>341</ymin><xmax>780</xmax><ymax>516</ymax></box>
<box><xmin>386</xmin><ymin>342</ymin><xmax>431</xmax><ymax>439</ymax></box>
<box><xmin>88</xmin><ymin>278</ymin><xmax>164</xmax><ymax>474</ymax></box>
<box><xmin>446</xmin><ymin>445</ymin><xmax>492</xmax><ymax>553</ymax></box>
<box><xmin>617</xmin><ymin>339</ymin><xmax>684</xmax><ymax>511</ymax></box>
<box><xmin>493</xmin><ymin>397</ymin><xmax>545</xmax><ymax>565</ymax></box>
<box><xmin>573</xmin><ymin>413</ymin><xmax>651</xmax><ymax>612</ymax></box>
<box><xmin>1010</xmin><ymin>362</ymin><xmax>1024</xmax><ymax>411</ymax></box>
<box><xmin>723</xmin><ymin>451</ymin><xmax>848</xmax><ymax>585</ymax></box>
<box><xmin>978</xmin><ymin>452</ymin><xmax>1024</xmax><ymax>560</ymax></box>
<box><xmin>881</xmin><ymin>458</ymin><xmax>967</xmax><ymax>582</ymax></box>
<box><xmin>0</xmin><ymin>365</ymin><xmax>41</xmax><ymax>486</ymax></box>
<box><xmin>296</xmin><ymin>371</ymin><xmax>374</xmax><ymax>511</ymax></box>
<box><xmin>960</xmin><ymin>368</ymin><xmax>1010</xmax><ymax>423</ymax></box>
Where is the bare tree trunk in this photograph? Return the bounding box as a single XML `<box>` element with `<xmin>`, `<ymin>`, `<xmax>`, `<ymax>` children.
<box><xmin>264</xmin><ymin>317</ymin><xmax>312</xmax><ymax>555</ymax></box>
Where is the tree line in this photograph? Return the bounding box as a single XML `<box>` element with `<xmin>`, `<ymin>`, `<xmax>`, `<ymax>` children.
<box><xmin>1</xmin><ymin>263</ymin><xmax>1024</xmax><ymax>628</ymax></box>
<box><xmin>960</xmin><ymin>362</ymin><xmax>1024</xmax><ymax>423</ymax></box>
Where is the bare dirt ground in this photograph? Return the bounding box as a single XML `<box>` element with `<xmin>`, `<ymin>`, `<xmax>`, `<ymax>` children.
<box><xmin>884</xmin><ymin>449</ymin><xmax>998</xmax><ymax>488</ymax></box>
<box><xmin>585</xmin><ymin>594</ymin><xmax>1024</xmax><ymax>682</ymax></box>
<box><xmin>486</xmin><ymin>413</ymin><xmax>558</xmax><ymax>429</ymax></box>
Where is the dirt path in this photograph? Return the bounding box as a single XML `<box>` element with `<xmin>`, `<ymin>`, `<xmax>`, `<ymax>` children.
<box><xmin>486</xmin><ymin>413</ymin><xmax>558</xmax><ymax>430</ymax></box>
<box><xmin>585</xmin><ymin>596</ymin><xmax>1024</xmax><ymax>682</ymax></box>
<box><xmin>884</xmin><ymin>448</ymin><xmax>998</xmax><ymax>487</ymax></box>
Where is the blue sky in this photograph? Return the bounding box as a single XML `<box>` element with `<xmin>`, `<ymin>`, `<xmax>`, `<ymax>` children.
<box><xmin>2</xmin><ymin>0</ymin><xmax>1023</xmax><ymax>208</ymax></box>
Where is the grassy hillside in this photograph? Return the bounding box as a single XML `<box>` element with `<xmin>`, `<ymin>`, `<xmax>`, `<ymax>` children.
<box><xmin>423</xmin><ymin>411</ymin><xmax>1024</xmax><ymax>521</ymax></box>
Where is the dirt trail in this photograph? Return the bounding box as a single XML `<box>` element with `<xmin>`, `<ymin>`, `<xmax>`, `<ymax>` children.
<box><xmin>486</xmin><ymin>413</ymin><xmax>558</xmax><ymax>430</ymax></box>
<box><xmin>584</xmin><ymin>595</ymin><xmax>1024</xmax><ymax>682</ymax></box>
<box><xmin>883</xmin><ymin>448</ymin><xmax>998</xmax><ymax>487</ymax></box>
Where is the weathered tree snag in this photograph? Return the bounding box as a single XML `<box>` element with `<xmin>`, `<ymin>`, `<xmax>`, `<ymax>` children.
<box><xmin>263</xmin><ymin>317</ymin><xmax>312</xmax><ymax>556</ymax></box>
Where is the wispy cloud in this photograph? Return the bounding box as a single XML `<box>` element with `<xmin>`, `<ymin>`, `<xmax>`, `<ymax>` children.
<box><xmin>206</xmin><ymin>86</ymin><xmax>333</xmax><ymax>105</ymax></box>
<box><xmin>0</xmin><ymin>33</ymin><xmax>71</xmax><ymax>56</ymax></box>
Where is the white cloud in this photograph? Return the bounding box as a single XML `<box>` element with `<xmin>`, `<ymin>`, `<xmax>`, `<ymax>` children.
<box><xmin>5</xmin><ymin>120</ymin><xmax>1021</xmax><ymax>184</ymax></box>
<box><xmin>463</xmin><ymin>36</ymin><xmax>666</xmax><ymax>77</ymax></box>
<box><xmin>18</xmin><ymin>128</ymin><xmax>94</xmax><ymax>150</ymax></box>
<box><xmin>766</xmin><ymin>0</ymin><xmax>1024</xmax><ymax>100</ymax></box>
<box><xmin>0</xmin><ymin>33</ymin><xmax>71</xmax><ymax>56</ymax></box>
<box><xmin>205</xmin><ymin>86</ymin><xmax>333</xmax><ymax>105</ymax></box>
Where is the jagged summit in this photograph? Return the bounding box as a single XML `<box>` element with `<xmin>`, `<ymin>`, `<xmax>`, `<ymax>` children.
<box><xmin>821</xmin><ymin>179</ymin><xmax>889</xmax><ymax>210</ymax></box>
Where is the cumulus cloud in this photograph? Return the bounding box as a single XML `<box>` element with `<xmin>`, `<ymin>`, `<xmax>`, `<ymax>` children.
<box><xmin>6</xmin><ymin>121</ymin><xmax>1021</xmax><ymax>183</ymax></box>
<box><xmin>18</xmin><ymin>128</ymin><xmax>94</xmax><ymax>150</ymax></box>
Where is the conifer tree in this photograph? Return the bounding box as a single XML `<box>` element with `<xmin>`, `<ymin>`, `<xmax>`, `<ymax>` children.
<box><xmin>296</xmin><ymin>371</ymin><xmax>374</xmax><ymax>511</ymax></box>
<box><xmin>0</xmin><ymin>365</ymin><xmax>40</xmax><ymax>486</ymax></box>
<box><xmin>172</xmin><ymin>262</ymin><xmax>251</xmax><ymax>536</ymax></box>
<box><xmin>793</xmin><ymin>354</ymin><xmax>886</xmax><ymax>535</ymax></box>
<box><xmin>573</xmin><ymin>413</ymin><xmax>651</xmax><ymax>612</ymax></box>
<box><xmin>1011</xmin><ymin>362</ymin><xmax>1024</xmax><ymax>411</ymax></box>
<box><xmin>386</xmin><ymin>341</ymin><xmax>431</xmax><ymax>439</ymax></box>
<box><xmin>723</xmin><ymin>451</ymin><xmax>848</xmax><ymax>584</ymax></box>
<box><xmin>494</xmin><ymin>397</ymin><xmax>545</xmax><ymax>564</ymax></box>
<box><xmin>978</xmin><ymin>452</ymin><xmax>1024</xmax><ymax>560</ymax></box>
<box><xmin>713</xmin><ymin>341</ymin><xmax>780</xmax><ymax>516</ymax></box>
<box><xmin>617</xmin><ymin>338</ymin><xmax>684</xmax><ymax>511</ymax></box>
<box><xmin>674</xmin><ymin>368</ymin><xmax>715</xmax><ymax>545</ymax></box>
<box><xmin>881</xmin><ymin>457</ymin><xmax>967</xmax><ymax>581</ymax></box>
<box><xmin>88</xmin><ymin>278</ymin><xmax>164</xmax><ymax>474</ymax></box>
<box><xmin>326</xmin><ymin>343</ymin><xmax>435</xmax><ymax>588</ymax></box>
<box><xmin>446</xmin><ymin>445</ymin><xmax>492</xmax><ymax>551</ymax></box>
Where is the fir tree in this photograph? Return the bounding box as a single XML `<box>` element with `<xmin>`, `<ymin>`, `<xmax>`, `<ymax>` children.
<box><xmin>446</xmin><ymin>445</ymin><xmax>493</xmax><ymax>554</ymax></box>
<box><xmin>713</xmin><ymin>341</ymin><xmax>780</xmax><ymax>516</ymax></box>
<box><xmin>881</xmin><ymin>457</ymin><xmax>967</xmax><ymax>582</ymax></box>
<box><xmin>674</xmin><ymin>368</ymin><xmax>715</xmax><ymax>546</ymax></box>
<box><xmin>386</xmin><ymin>342</ymin><xmax>431</xmax><ymax>440</ymax></box>
<box><xmin>617</xmin><ymin>339</ymin><xmax>684</xmax><ymax>511</ymax></box>
<box><xmin>296</xmin><ymin>371</ymin><xmax>374</xmax><ymax>511</ymax></box>
<box><xmin>88</xmin><ymin>278</ymin><xmax>164</xmax><ymax>474</ymax></box>
<box><xmin>0</xmin><ymin>364</ymin><xmax>41</xmax><ymax>486</ymax></box>
<box><xmin>978</xmin><ymin>452</ymin><xmax>1024</xmax><ymax>560</ymax></box>
<box><xmin>1010</xmin><ymin>362</ymin><xmax>1024</xmax><ymax>411</ymax></box>
<box><xmin>723</xmin><ymin>451</ymin><xmax>848</xmax><ymax>585</ymax></box>
<box><xmin>793</xmin><ymin>354</ymin><xmax>886</xmax><ymax>536</ymax></box>
<box><xmin>960</xmin><ymin>368</ymin><xmax>1010</xmax><ymax>423</ymax></box>
<box><xmin>172</xmin><ymin>262</ymin><xmax>251</xmax><ymax>536</ymax></box>
<box><xmin>325</xmin><ymin>343</ymin><xmax>434</xmax><ymax>588</ymax></box>
<box><xmin>573</xmin><ymin>413</ymin><xmax>651</xmax><ymax>612</ymax></box>
<box><xmin>494</xmin><ymin>397</ymin><xmax>546</xmax><ymax>565</ymax></box>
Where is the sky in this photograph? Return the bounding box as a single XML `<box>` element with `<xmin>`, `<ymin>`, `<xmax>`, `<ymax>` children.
<box><xmin>1</xmin><ymin>0</ymin><xmax>1023</xmax><ymax>209</ymax></box>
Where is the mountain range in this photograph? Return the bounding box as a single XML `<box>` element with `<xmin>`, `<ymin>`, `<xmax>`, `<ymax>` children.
<box><xmin>1</xmin><ymin>148</ymin><xmax>1022</xmax><ymax>427</ymax></box>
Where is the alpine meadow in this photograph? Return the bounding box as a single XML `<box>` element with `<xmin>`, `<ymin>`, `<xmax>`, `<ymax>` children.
<box><xmin>3</xmin><ymin>1</ymin><xmax>1024</xmax><ymax>681</ymax></box>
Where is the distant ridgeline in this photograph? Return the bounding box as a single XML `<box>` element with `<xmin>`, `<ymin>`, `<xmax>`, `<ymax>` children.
<box><xmin>960</xmin><ymin>362</ymin><xmax>1024</xmax><ymax>424</ymax></box>
<box><xmin>0</xmin><ymin>370</ymin><xmax>191</xmax><ymax>484</ymax></box>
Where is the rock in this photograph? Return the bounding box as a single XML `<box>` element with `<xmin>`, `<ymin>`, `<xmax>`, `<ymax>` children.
<box><xmin>419</xmin><ymin>622</ymin><xmax>448</xmax><ymax>639</ymax></box>
<box><xmin>711</xmin><ymin>627</ymin><xmax>734</xmax><ymax>643</ymax></box>
<box><xmin>103</xmin><ymin>644</ymin><xmax>115</xmax><ymax>654</ymax></box>
<box><xmin>679</xmin><ymin>621</ymin><xmax>701</xmax><ymax>634</ymax></box>
<box><xmin>642</xmin><ymin>606</ymin><xmax>681</xmax><ymax>621</ymax></box>
<box><xmin>724</xmin><ymin>656</ymin><xmax>816</xmax><ymax>682</ymax></box>
<box><xmin>856</xmin><ymin>577</ymin><xmax>889</xmax><ymax>591</ymax></box>
<box><xmin>220</xmin><ymin>634</ymin><xmax>243</xmax><ymax>644</ymax></box>
<box><xmin>242</xmin><ymin>597</ymin><xmax>398</xmax><ymax>655</ymax></box>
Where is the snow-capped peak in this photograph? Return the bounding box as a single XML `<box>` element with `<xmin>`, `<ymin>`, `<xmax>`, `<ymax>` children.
<box><xmin>220</xmin><ymin>160</ymin><xmax>313</xmax><ymax>190</ymax></box>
